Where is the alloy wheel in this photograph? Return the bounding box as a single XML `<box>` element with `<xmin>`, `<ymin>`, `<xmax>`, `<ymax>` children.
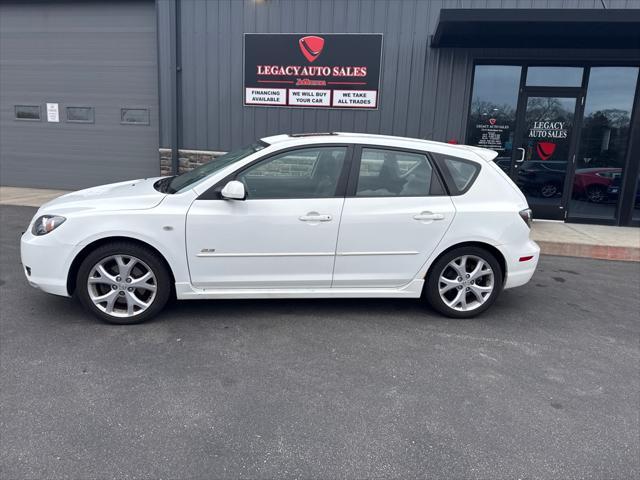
<box><xmin>87</xmin><ymin>255</ymin><xmax>157</xmax><ymax>318</ymax></box>
<box><xmin>587</xmin><ymin>186</ymin><xmax>606</xmax><ymax>203</ymax></box>
<box><xmin>438</xmin><ymin>255</ymin><xmax>495</xmax><ymax>312</ymax></box>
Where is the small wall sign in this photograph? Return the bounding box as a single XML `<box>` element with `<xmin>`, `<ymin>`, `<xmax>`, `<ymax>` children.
<box><xmin>46</xmin><ymin>103</ymin><xmax>59</xmax><ymax>122</ymax></box>
<box><xmin>244</xmin><ymin>33</ymin><xmax>383</xmax><ymax>109</ymax></box>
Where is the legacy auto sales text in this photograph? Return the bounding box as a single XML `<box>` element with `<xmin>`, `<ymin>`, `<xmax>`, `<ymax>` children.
<box><xmin>257</xmin><ymin>65</ymin><xmax>368</xmax><ymax>77</ymax></box>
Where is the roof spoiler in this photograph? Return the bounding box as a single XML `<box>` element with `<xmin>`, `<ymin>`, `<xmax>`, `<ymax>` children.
<box><xmin>461</xmin><ymin>145</ymin><xmax>499</xmax><ymax>162</ymax></box>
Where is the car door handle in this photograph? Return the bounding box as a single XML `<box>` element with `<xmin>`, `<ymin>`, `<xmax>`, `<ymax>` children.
<box><xmin>413</xmin><ymin>212</ymin><xmax>445</xmax><ymax>221</ymax></box>
<box><xmin>299</xmin><ymin>213</ymin><xmax>332</xmax><ymax>222</ymax></box>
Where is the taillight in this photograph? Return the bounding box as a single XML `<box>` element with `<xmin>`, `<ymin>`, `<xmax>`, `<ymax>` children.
<box><xmin>519</xmin><ymin>208</ymin><xmax>532</xmax><ymax>228</ymax></box>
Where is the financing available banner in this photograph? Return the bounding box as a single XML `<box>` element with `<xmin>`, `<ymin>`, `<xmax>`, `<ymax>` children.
<box><xmin>244</xmin><ymin>33</ymin><xmax>383</xmax><ymax>109</ymax></box>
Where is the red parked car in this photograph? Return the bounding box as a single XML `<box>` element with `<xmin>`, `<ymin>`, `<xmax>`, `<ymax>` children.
<box><xmin>572</xmin><ymin>167</ymin><xmax>622</xmax><ymax>203</ymax></box>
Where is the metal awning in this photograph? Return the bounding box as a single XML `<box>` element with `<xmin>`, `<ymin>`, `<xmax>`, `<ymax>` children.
<box><xmin>431</xmin><ymin>9</ymin><xmax>640</xmax><ymax>49</ymax></box>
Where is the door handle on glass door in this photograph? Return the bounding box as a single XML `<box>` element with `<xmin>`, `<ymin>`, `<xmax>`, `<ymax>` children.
<box><xmin>516</xmin><ymin>147</ymin><xmax>526</xmax><ymax>163</ymax></box>
<box><xmin>299</xmin><ymin>213</ymin><xmax>332</xmax><ymax>222</ymax></box>
<box><xmin>413</xmin><ymin>212</ymin><xmax>444</xmax><ymax>221</ymax></box>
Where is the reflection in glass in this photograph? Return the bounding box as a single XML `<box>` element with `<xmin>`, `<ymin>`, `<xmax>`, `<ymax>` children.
<box><xmin>632</xmin><ymin>172</ymin><xmax>640</xmax><ymax>222</ymax></box>
<box><xmin>570</xmin><ymin>67</ymin><xmax>639</xmax><ymax>220</ymax></box>
<box><xmin>466</xmin><ymin>65</ymin><xmax>521</xmax><ymax>173</ymax></box>
<box><xmin>515</xmin><ymin>96</ymin><xmax>576</xmax><ymax>218</ymax></box>
<box><xmin>526</xmin><ymin>67</ymin><xmax>584</xmax><ymax>87</ymax></box>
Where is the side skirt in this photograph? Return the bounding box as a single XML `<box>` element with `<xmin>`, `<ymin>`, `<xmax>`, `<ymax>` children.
<box><xmin>174</xmin><ymin>279</ymin><xmax>425</xmax><ymax>300</ymax></box>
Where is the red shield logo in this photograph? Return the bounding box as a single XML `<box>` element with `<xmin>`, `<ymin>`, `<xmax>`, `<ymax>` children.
<box><xmin>489</xmin><ymin>118</ymin><xmax>497</xmax><ymax>125</ymax></box>
<box><xmin>536</xmin><ymin>142</ymin><xmax>556</xmax><ymax>160</ymax></box>
<box><xmin>299</xmin><ymin>36</ymin><xmax>324</xmax><ymax>63</ymax></box>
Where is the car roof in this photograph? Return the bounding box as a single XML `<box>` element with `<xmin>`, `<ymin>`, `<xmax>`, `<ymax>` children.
<box><xmin>260</xmin><ymin>132</ymin><xmax>498</xmax><ymax>162</ymax></box>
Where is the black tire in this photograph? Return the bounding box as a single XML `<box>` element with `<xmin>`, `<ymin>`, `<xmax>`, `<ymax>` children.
<box><xmin>75</xmin><ymin>241</ymin><xmax>171</xmax><ymax>324</ymax></box>
<box><xmin>424</xmin><ymin>246</ymin><xmax>503</xmax><ymax>319</ymax></box>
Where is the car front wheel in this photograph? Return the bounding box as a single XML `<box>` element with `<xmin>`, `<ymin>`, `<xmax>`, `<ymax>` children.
<box><xmin>76</xmin><ymin>242</ymin><xmax>171</xmax><ymax>324</ymax></box>
<box><xmin>425</xmin><ymin>246</ymin><xmax>503</xmax><ymax>319</ymax></box>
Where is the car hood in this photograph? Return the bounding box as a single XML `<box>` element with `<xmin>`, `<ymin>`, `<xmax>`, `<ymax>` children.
<box><xmin>39</xmin><ymin>177</ymin><xmax>167</xmax><ymax>215</ymax></box>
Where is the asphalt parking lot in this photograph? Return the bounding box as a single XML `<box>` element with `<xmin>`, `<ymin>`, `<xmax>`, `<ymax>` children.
<box><xmin>1</xmin><ymin>205</ymin><xmax>639</xmax><ymax>479</ymax></box>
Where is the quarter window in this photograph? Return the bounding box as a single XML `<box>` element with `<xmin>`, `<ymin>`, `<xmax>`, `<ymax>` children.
<box><xmin>15</xmin><ymin>105</ymin><xmax>41</xmax><ymax>121</ymax></box>
<box><xmin>434</xmin><ymin>155</ymin><xmax>481</xmax><ymax>195</ymax></box>
<box><xmin>237</xmin><ymin>147</ymin><xmax>347</xmax><ymax>199</ymax></box>
<box><xmin>356</xmin><ymin>148</ymin><xmax>438</xmax><ymax>197</ymax></box>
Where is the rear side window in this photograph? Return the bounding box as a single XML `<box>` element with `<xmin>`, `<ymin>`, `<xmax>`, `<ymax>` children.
<box><xmin>433</xmin><ymin>154</ymin><xmax>481</xmax><ymax>195</ymax></box>
<box><xmin>355</xmin><ymin>148</ymin><xmax>444</xmax><ymax>197</ymax></box>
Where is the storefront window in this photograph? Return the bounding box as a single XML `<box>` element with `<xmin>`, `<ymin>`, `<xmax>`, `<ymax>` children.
<box><xmin>526</xmin><ymin>67</ymin><xmax>583</xmax><ymax>87</ymax></box>
<box><xmin>570</xmin><ymin>67</ymin><xmax>639</xmax><ymax>220</ymax></box>
<box><xmin>632</xmin><ymin>172</ymin><xmax>640</xmax><ymax>222</ymax></box>
<box><xmin>466</xmin><ymin>65</ymin><xmax>521</xmax><ymax>174</ymax></box>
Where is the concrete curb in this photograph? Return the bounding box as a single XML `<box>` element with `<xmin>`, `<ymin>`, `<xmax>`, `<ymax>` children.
<box><xmin>537</xmin><ymin>241</ymin><xmax>640</xmax><ymax>262</ymax></box>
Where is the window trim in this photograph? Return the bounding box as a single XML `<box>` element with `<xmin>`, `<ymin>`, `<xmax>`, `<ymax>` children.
<box><xmin>14</xmin><ymin>105</ymin><xmax>41</xmax><ymax>122</ymax></box>
<box><xmin>120</xmin><ymin>107</ymin><xmax>150</xmax><ymax>125</ymax></box>
<box><xmin>198</xmin><ymin>143</ymin><xmax>355</xmax><ymax>200</ymax></box>
<box><xmin>431</xmin><ymin>153</ymin><xmax>482</xmax><ymax>196</ymax></box>
<box><xmin>345</xmin><ymin>145</ymin><xmax>447</xmax><ymax>198</ymax></box>
<box><xmin>65</xmin><ymin>106</ymin><xmax>95</xmax><ymax>124</ymax></box>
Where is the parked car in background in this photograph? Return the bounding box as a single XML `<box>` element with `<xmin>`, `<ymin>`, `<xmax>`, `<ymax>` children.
<box><xmin>516</xmin><ymin>160</ymin><xmax>568</xmax><ymax>199</ymax></box>
<box><xmin>21</xmin><ymin>133</ymin><xmax>539</xmax><ymax>324</ymax></box>
<box><xmin>573</xmin><ymin>167</ymin><xmax>622</xmax><ymax>203</ymax></box>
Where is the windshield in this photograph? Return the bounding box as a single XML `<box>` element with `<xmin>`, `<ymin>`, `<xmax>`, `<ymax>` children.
<box><xmin>162</xmin><ymin>142</ymin><xmax>267</xmax><ymax>193</ymax></box>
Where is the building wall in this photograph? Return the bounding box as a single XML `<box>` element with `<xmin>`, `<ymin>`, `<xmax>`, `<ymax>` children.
<box><xmin>0</xmin><ymin>0</ymin><xmax>160</xmax><ymax>189</ymax></box>
<box><xmin>157</xmin><ymin>0</ymin><xmax>639</xmax><ymax>159</ymax></box>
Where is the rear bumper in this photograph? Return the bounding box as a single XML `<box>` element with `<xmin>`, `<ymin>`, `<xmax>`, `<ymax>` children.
<box><xmin>498</xmin><ymin>239</ymin><xmax>540</xmax><ymax>289</ymax></box>
<box><xmin>20</xmin><ymin>232</ymin><xmax>75</xmax><ymax>297</ymax></box>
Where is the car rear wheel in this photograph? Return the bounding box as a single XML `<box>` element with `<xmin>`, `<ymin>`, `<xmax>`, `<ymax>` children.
<box><xmin>425</xmin><ymin>246</ymin><xmax>503</xmax><ymax>319</ymax></box>
<box><xmin>76</xmin><ymin>242</ymin><xmax>171</xmax><ymax>324</ymax></box>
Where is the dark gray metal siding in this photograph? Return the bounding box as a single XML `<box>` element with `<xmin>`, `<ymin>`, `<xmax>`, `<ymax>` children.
<box><xmin>0</xmin><ymin>0</ymin><xmax>159</xmax><ymax>189</ymax></box>
<box><xmin>161</xmin><ymin>0</ymin><xmax>639</xmax><ymax>153</ymax></box>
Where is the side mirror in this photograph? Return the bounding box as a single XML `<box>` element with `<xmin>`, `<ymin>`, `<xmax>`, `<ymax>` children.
<box><xmin>220</xmin><ymin>180</ymin><xmax>246</xmax><ymax>200</ymax></box>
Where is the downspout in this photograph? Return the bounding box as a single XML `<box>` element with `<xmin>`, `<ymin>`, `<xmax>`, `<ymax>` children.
<box><xmin>171</xmin><ymin>0</ymin><xmax>182</xmax><ymax>175</ymax></box>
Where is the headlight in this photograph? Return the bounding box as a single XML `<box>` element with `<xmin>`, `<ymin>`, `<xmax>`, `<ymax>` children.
<box><xmin>32</xmin><ymin>215</ymin><xmax>66</xmax><ymax>236</ymax></box>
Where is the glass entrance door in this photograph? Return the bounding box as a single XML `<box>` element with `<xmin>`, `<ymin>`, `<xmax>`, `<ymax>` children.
<box><xmin>511</xmin><ymin>95</ymin><xmax>580</xmax><ymax>220</ymax></box>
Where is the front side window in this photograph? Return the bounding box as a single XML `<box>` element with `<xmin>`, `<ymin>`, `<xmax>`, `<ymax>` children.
<box><xmin>356</xmin><ymin>148</ymin><xmax>437</xmax><ymax>197</ymax></box>
<box><xmin>237</xmin><ymin>147</ymin><xmax>347</xmax><ymax>199</ymax></box>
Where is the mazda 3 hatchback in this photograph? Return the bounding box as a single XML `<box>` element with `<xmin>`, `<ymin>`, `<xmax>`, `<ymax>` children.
<box><xmin>21</xmin><ymin>133</ymin><xmax>539</xmax><ymax>324</ymax></box>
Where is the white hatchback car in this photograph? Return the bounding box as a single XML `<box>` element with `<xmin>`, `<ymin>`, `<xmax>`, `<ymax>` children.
<box><xmin>21</xmin><ymin>133</ymin><xmax>539</xmax><ymax>324</ymax></box>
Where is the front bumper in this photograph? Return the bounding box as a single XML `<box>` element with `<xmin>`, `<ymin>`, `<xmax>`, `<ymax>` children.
<box><xmin>20</xmin><ymin>231</ymin><xmax>76</xmax><ymax>297</ymax></box>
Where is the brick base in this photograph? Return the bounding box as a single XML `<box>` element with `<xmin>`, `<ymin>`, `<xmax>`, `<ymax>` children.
<box><xmin>159</xmin><ymin>148</ymin><xmax>227</xmax><ymax>176</ymax></box>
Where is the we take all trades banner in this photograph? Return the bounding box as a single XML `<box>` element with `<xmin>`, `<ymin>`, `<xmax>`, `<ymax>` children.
<box><xmin>244</xmin><ymin>33</ymin><xmax>383</xmax><ymax>110</ymax></box>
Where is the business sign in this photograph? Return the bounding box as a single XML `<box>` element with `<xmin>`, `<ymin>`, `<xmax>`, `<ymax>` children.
<box><xmin>474</xmin><ymin>117</ymin><xmax>510</xmax><ymax>151</ymax></box>
<box><xmin>244</xmin><ymin>33</ymin><xmax>382</xmax><ymax>109</ymax></box>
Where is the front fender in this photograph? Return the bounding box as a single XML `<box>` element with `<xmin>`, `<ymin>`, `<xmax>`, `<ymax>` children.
<box><xmin>58</xmin><ymin>207</ymin><xmax>191</xmax><ymax>288</ymax></box>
